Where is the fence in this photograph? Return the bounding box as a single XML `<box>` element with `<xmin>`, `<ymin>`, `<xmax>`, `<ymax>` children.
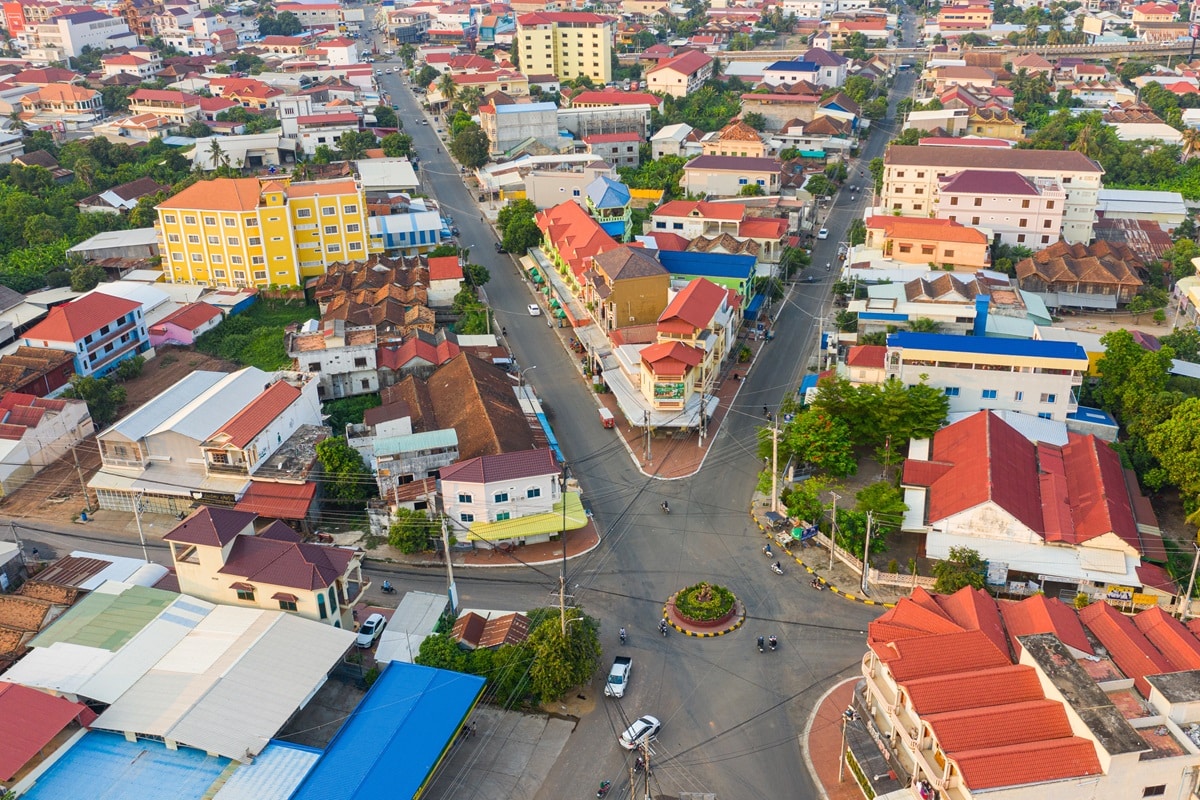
<box><xmin>629</xmin><ymin>188</ymin><xmax>664</xmax><ymax>203</ymax></box>
<box><xmin>811</xmin><ymin>531</ymin><xmax>938</xmax><ymax>591</ymax></box>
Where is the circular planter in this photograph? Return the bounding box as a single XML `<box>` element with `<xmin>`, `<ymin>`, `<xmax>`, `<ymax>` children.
<box><xmin>669</xmin><ymin>582</ymin><xmax>740</xmax><ymax>629</ymax></box>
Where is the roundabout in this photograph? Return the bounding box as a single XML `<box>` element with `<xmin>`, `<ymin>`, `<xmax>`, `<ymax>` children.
<box><xmin>662</xmin><ymin>582</ymin><xmax>746</xmax><ymax>638</ymax></box>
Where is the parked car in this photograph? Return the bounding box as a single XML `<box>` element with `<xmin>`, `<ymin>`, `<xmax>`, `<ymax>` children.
<box><xmin>527</xmin><ymin>304</ymin><xmax>541</xmax><ymax>316</ymax></box>
<box><xmin>356</xmin><ymin>613</ymin><xmax>387</xmax><ymax>648</ymax></box>
<box><xmin>619</xmin><ymin>715</ymin><xmax>661</xmax><ymax>750</ymax></box>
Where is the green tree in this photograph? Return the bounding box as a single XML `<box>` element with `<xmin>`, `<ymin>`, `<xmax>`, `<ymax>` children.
<box><xmin>415</xmin><ymin>633</ymin><xmax>469</xmax><ymax>672</ymax></box>
<box><xmin>497</xmin><ymin>198</ymin><xmax>537</xmax><ymax>230</ymax></box>
<box><xmin>804</xmin><ymin>174</ymin><xmax>834</xmax><ymax>197</ymax></box>
<box><xmin>1161</xmin><ymin>328</ymin><xmax>1200</xmax><ymax>361</ymax></box>
<box><xmin>183</xmin><ymin>120</ymin><xmax>212</xmax><ymax>138</ymax></box>
<box><xmin>526</xmin><ymin>610</ymin><xmax>602</xmax><ymax>704</ymax></box>
<box><xmin>1148</xmin><ymin>397</ymin><xmax>1200</xmax><ymax>498</ymax></box>
<box><xmin>114</xmin><ymin>354</ymin><xmax>145</xmax><ymax>381</ymax></box>
<box><xmin>388</xmin><ymin>508</ymin><xmax>438</xmax><ymax>553</ymax></box>
<box><xmin>463</xmin><ymin>262</ymin><xmax>490</xmax><ymax>287</ymax></box>
<box><xmin>780</xmin><ymin>475</ymin><xmax>839</xmax><ymax>527</ymax></box>
<box><xmin>380</xmin><ymin>132</ymin><xmax>413</xmax><ymax>157</ymax></box>
<box><xmin>768</xmin><ymin>410</ymin><xmax>858</xmax><ymax>477</ymax></box>
<box><xmin>69</xmin><ymin>262</ymin><xmax>106</xmax><ymax>292</ymax></box>
<box><xmin>855</xmin><ymin>481</ymin><xmax>907</xmax><ymax>535</ymax></box>
<box><xmin>738</xmin><ymin>183</ymin><xmax>764</xmax><ymax>196</ymax></box>
<box><xmin>316</xmin><ymin>436</ymin><xmax>375</xmax><ymax>503</ymax></box>
<box><xmin>257</xmin><ymin>10</ymin><xmax>301</xmax><ymax>36</ymax></box>
<box><xmin>337</xmin><ymin>130</ymin><xmax>376</xmax><ymax>161</ymax></box>
<box><xmin>450</xmin><ymin>127</ymin><xmax>490</xmax><ymax>168</ymax></box>
<box><xmin>742</xmin><ymin>112</ymin><xmax>767</xmax><ymax>130</ymax></box>
<box><xmin>933</xmin><ymin>546</ymin><xmax>987</xmax><ymax>593</ymax></box>
<box><xmin>311</xmin><ymin>145</ymin><xmax>335</xmax><ymax>164</ymax></box>
<box><xmin>414</xmin><ymin>64</ymin><xmax>438</xmax><ymax>88</ymax></box>
<box><xmin>371</xmin><ymin>104</ymin><xmax>399</xmax><ymax>128</ymax></box>
<box><xmin>906</xmin><ymin>317</ymin><xmax>941</xmax><ymax>333</ymax></box>
<box><xmin>437</xmin><ymin>71</ymin><xmax>458</xmax><ymax>104</ymax></box>
<box><xmin>61</xmin><ymin>375</ymin><xmax>126</xmax><ymax>428</ymax></box>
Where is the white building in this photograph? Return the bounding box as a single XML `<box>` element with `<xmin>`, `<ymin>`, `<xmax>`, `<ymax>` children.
<box><xmin>934</xmin><ymin>169</ymin><xmax>1067</xmax><ymax>248</ymax></box>
<box><xmin>286</xmin><ymin>321</ymin><xmax>379</xmax><ymax>401</ymax></box>
<box><xmin>30</xmin><ymin>10</ymin><xmax>138</xmax><ymax>60</ymax></box>
<box><xmin>0</xmin><ymin>393</ymin><xmax>93</xmax><ymax>497</ymax></box>
<box><xmin>885</xmin><ymin>331</ymin><xmax>1088</xmax><ymax>422</ymax></box>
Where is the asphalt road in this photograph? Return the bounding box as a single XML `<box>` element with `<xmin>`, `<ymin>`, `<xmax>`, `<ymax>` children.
<box><xmin>373</xmin><ymin>59</ymin><xmax>918</xmax><ymax>799</ymax></box>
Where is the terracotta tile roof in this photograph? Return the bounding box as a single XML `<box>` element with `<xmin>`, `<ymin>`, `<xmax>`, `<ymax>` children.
<box><xmin>155</xmin><ymin>302</ymin><xmax>221</xmax><ymax>332</ymax></box>
<box><xmin>646</xmin><ymin>49</ymin><xmax>713</xmax><ymax>76</ymax></box>
<box><xmin>739</xmin><ymin>217</ymin><xmax>787</xmax><ymax>239</ymax></box>
<box><xmin>864</xmin><ymin>215</ymin><xmax>988</xmax><ymax>245</ymax></box>
<box><xmin>1056</xmin><ymin>435</ymin><xmax>1140</xmax><ymax>549</ymax></box>
<box><xmin>234</xmin><ymin>480</ymin><xmax>317</xmax><ymax>520</ymax></box>
<box><xmin>1079</xmin><ymin>601</ymin><xmax>1173</xmax><ymax>696</ymax></box>
<box><xmin>569</xmin><ymin>89</ymin><xmax>662</xmax><ymax>108</ymax></box>
<box><xmin>207</xmin><ymin>381</ymin><xmax>300</xmax><ymax>449</ymax></box>
<box><xmin>25</xmin><ymin>293</ymin><xmax>140</xmax><ymax>344</ymax></box>
<box><xmin>951</xmin><ymin>738</ymin><xmax>1102</xmax><ymax>790</ymax></box>
<box><xmin>31</xmin><ymin>83</ymin><xmax>98</xmax><ymax>104</ymax></box>
<box><xmin>164</xmin><ymin>506</ymin><xmax>256</xmax><ymax>547</ymax></box>
<box><xmin>0</xmin><ymin>682</ymin><xmax>97</xmax><ymax>781</ymax></box>
<box><xmin>845</xmin><ymin>345</ymin><xmax>885</xmax><ymax>369</ymax></box>
<box><xmin>12</xmin><ymin>68</ymin><xmax>81</xmax><ymax>86</ymax></box>
<box><xmin>518</xmin><ymin>10</ymin><xmax>613</xmax><ymax>24</ymax></box>
<box><xmin>129</xmin><ymin>88</ymin><xmax>200</xmax><ymax>105</ymax></box>
<box><xmin>1137</xmin><ymin>562</ymin><xmax>1177</xmax><ymax>592</ymax></box>
<box><xmin>904</xmin><ymin>664</ymin><xmax>1046</xmax><ymax>714</ymax></box>
<box><xmin>1016</xmin><ymin>240</ymin><xmax>1144</xmax><ymax>289</ymax></box>
<box><xmin>427</xmin><ymin>255</ymin><xmax>463</xmax><ymax>281</ymax></box>
<box><xmin>934</xmin><ymin>586</ymin><xmax>1009</xmax><ymax>658</ymax></box>
<box><xmin>535</xmin><ymin>200</ymin><xmax>619</xmax><ymax>279</ymax></box>
<box><xmin>284</xmin><ymin>178</ymin><xmax>359</xmax><ymax>199</ymax></box>
<box><xmin>657</xmin><ymin>278</ymin><xmax>727</xmax><ymax>335</ymax></box>
<box><xmin>646</xmin><ymin>232</ymin><xmax>691</xmax><ymax>251</ymax></box>
<box><xmin>640</xmin><ymin>341</ymin><xmax>703</xmax><ymax>376</ymax></box>
<box><xmin>0</xmin><ymin>594</ymin><xmax>52</xmax><ymax>635</ymax></box>
<box><xmin>904</xmin><ymin>273</ymin><xmax>981</xmax><ymax>302</ymax></box>
<box><xmin>376</xmin><ymin>336</ymin><xmax>460</xmax><ymax>372</ymax></box>
<box><xmin>926</xmin><ymin>698</ymin><xmax>1074</xmax><ymax>752</ymax></box>
<box><xmin>998</xmin><ymin>594</ymin><xmax>1093</xmax><ymax>655</ymax></box>
<box><xmin>870</xmin><ymin>629</ymin><xmax>1011</xmax><ymax>682</ymax></box>
<box><xmin>1133</xmin><ymin>606</ymin><xmax>1200</xmax><ymax>670</ymax></box>
<box><xmin>440</xmin><ymin>447</ymin><xmax>558</xmax><ymax>484</ymax></box>
<box><xmin>653</xmin><ymin>200</ymin><xmax>746</xmax><ymax>221</ymax></box>
<box><xmin>219</xmin><ymin>520</ymin><xmax>356</xmax><ymax>591</ymax></box>
<box><xmin>157</xmin><ymin>176</ymin><xmax>265</xmax><ymax>212</ymax></box>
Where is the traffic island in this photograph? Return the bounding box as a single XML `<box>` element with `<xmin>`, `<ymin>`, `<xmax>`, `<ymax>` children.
<box><xmin>663</xmin><ymin>581</ymin><xmax>745</xmax><ymax>637</ymax></box>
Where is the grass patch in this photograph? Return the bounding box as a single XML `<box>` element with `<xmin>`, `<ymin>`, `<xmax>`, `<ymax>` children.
<box><xmin>195</xmin><ymin>300</ymin><xmax>318</xmax><ymax>371</ymax></box>
<box><xmin>323</xmin><ymin>394</ymin><xmax>382</xmax><ymax>433</ymax></box>
<box><xmin>674</xmin><ymin>582</ymin><xmax>735</xmax><ymax>622</ymax></box>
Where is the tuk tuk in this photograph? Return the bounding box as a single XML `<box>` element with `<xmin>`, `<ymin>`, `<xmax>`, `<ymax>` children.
<box><xmin>598</xmin><ymin>407</ymin><xmax>616</xmax><ymax>428</ymax></box>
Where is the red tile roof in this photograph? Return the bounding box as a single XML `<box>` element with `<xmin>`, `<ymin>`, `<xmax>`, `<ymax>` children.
<box><xmin>870</xmin><ymin>629</ymin><xmax>1011</xmax><ymax>682</ymax></box>
<box><xmin>934</xmin><ymin>586</ymin><xmax>1009</xmax><ymax>659</ymax></box>
<box><xmin>439</xmin><ymin>447</ymin><xmax>559</xmax><ymax>484</ymax></box>
<box><xmin>234</xmin><ymin>481</ymin><xmax>317</xmax><ymax>520</ymax></box>
<box><xmin>155</xmin><ymin>302</ymin><xmax>221</xmax><ymax>332</ymax></box>
<box><xmin>210</xmin><ymin>381</ymin><xmax>301</xmax><ymax>449</ymax></box>
<box><xmin>25</xmin><ymin>294</ymin><xmax>141</xmax><ymax>344</ymax></box>
<box><xmin>518</xmin><ymin>10</ymin><xmax>613</xmax><ymax>24</ymax></box>
<box><xmin>164</xmin><ymin>506</ymin><xmax>257</xmax><ymax>547</ymax></box>
<box><xmin>903</xmin><ymin>664</ymin><xmax>1046</xmax><ymax>715</ymax></box>
<box><xmin>1133</xmin><ymin>606</ymin><xmax>1200</xmax><ymax>671</ymax></box>
<box><xmin>427</xmin><ymin>255</ymin><xmax>464</xmax><ymax>281</ymax></box>
<box><xmin>1137</xmin><ymin>561</ymin><xmax>1178</xmax><ymax>592</ymax></box>
<box><xmin>951</xmin><ymin>738</ymin><xmax>1102</xmax><ymax>790</ymax></box>
<box><xmin>864</xmin><ymin>215</ymin><xmax>989</xmax><ymax>245</ymax></box>
<box><xmin>1079</xmin><ymin>601</ymin><xmax>1173</xmax><ymax>697</ymax></box>
<box><xmin>535</xmin><ymin>200</ymin><xmax>619</xmax><ymax>279</ymax></box>
<box><xmin>653</xmin><ymin>199</ymin><xmax>746</xmax><ymax>221</ymax></box>
<box><xmin>647</xmin><ymin>49</ymin><xmax>713</xmax><ymax>77</ymax></box>
<box><xmin>376</xmin><ymin>337</ymin><xmax>460</xmax><ymax>371</ymax></box>
<box><xmin>645</xmin><ymin>232</ymin><xmax>691</xmax><ymax>251</ymax></box>
<box><xmin>998</xmin><ymin>594</ymin><xmax>1093</xmax><ymax>655</ymax></box>
<box><xmin>640</xmin><ymin>341</ymin><xmax>703</xmax><ymax>376</ymax></box>
<box><xmin>926</xmin><ymin>698</ymin><xmax>1074</xmax><ymax>752</ymax></box>
<box><xmin>738</xmin><ymin>217</ymin><xmax>787</xmax><ymax>239</ymax></box>
<box><xmin>657</xmin><ymin>278</ymin><xmax>727</xmax><ymax>335</ymax></box>
<box><xmin>583</xmin><ymin>131</ymin><xmax>642</xmax><ymax>144</ymax></box>
<box><xmin>845</xmin><ymin>345</ymin><xmax>885</xmax><ymax>369</ymax></box>
<box><xmin>129</xmin><ymin>88</ymin><xmax>200</xmax><ymax>105</ymax></box>
<box><xmin>0</xmin><ymin>681</ymin><xmax>97</xmax><ymax>781</ymax></box>
<box><xmin>1057</xmin><ymin>435</ymin><xmax>1140</xmax><ymax>549</ymax></box>
<box><xmin>218</xmin><ymin>520</ymin><xmax>356</xmax><ymax>591</ymax></box>
<box><xmin>569</xmin><ymin>89</ymin><xmax>662</xmax><ymax>108</ymax></box>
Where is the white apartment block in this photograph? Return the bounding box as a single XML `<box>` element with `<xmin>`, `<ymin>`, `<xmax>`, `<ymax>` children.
<box><xmin>881</xmin><ymin>145</ymin><xmax>1102</xmax><ymax>244</ymax></box>
<box><xmin>934</xmin><ymin>169</ymin><xmax>1067</xmax><ymax>248</ymax></box>
<box><xmin>885</xmin><ymin>331</ymin><xmax>1088</xmax><ymax>422</ymax></box>
<box><xmin>286</xmin><ymin>321</ymin><xmax>378</xmax><ymax>400</ymax></box>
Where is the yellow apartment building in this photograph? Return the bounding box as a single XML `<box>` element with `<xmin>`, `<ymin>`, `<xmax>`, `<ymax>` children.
<box><xmin>515</xmin><ymin>11</ymin><xmax>614</xmax><ymax>85</ymax></box>
<box><xmin>156</xmin><ymin>176</ymin><xmax>379</xmax><ymax>288</ymax></box>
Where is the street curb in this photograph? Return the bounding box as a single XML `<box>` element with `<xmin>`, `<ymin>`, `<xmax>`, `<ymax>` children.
<box><xmin>363</xmin><ymin>529</ymin><xmax>603</xmax><ymax>570</ymax></box>
<box><xmin>661</xmin><ymin>596</ymin><xmax>746</xmax><ymax>638</ymax></box>
<box><xmin>751</xmin><ymin>510</ymin><xmax>896</xmax><ymax>609</ymax></box>
<box><xmin>801</xmin><ymin>677</ymin><xmax>861</xmax><ymax>800</ymax></box>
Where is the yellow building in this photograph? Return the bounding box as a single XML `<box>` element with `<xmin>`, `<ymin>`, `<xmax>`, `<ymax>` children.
<box><xmin>515</xmin><ymin>11</ymin><xmax>614</xmax><ymax>85</ymax></box>
<box><xmin>156</xmin><ymin>176</ymin><xmax>379</xmax><ymax>288</ymax></box>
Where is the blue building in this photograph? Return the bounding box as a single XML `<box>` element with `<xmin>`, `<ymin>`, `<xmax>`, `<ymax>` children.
<box><xmin>584</xmin><ymin>175</ymin><xmax>632</xmax><ymax>241</ymax></box>
<box><xmin>21</xmin><ymin>293</ymin><xmax>151</xmax><ymax>378</ymax></box>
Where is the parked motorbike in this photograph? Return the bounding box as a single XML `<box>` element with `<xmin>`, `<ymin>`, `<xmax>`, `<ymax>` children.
<box><xmin>810</xmin><ymin>578</ymin><xmax>825</xmax><ymax>591</ymax></box>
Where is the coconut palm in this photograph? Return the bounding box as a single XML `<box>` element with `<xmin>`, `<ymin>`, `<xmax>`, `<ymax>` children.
<box><xmin>1070</xmin><ymin>122</ymin><xmax>1104</xmax><ymax>160</ymax></box>
<box><xmin>1182</xmin><ymin>128</ymin><xmax>1200</xmax><ymax>161</ymax></box>
<box><xmin>457</xmin><ymin>86</ymin><xmax>484</xmax><ymax>113</ymax></box>
<box><xmin>207</xmin><ymin>138</ymin><xmax>228</xmax><ymax>170</ymax></box>
<box><xmin>437</xmin><ymin>71</ymin><xmax>458</xmax><ymax>106</ymax></box>
<box><xmin>907</xmin><ymin>317</ymin><xmax>941</xmax><ymax>333</ymax></box>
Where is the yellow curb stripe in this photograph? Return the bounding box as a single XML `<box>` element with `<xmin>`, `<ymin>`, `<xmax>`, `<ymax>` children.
<box><xmin>756</xmin><ymin>522</ymin><xmax>897</xmax><ymax>609</ymax></box>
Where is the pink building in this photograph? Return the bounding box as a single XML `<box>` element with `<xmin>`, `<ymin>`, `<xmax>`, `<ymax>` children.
<box><xmin>148</xmin><ymin>302</ymin><xmax>222</xmax><ymax>347</ymax></box>
<box><xmin>934</xmin><ymin>169</ymin><xmax>1066</xmax><ymax>249</ymax></box>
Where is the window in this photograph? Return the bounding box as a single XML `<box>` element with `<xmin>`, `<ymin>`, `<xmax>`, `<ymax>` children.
<box><xmin>322</xmin><ymin>206</ymin><xmax>336</xmax><ymax>216</ymax></box>
<box><xmin>894</xmin><ymin>187</ymin><xmax>903</xmax><ymax>194</ymax></box>
<box><xmin>1021</xmin><ymin>199</ymin><xmax>1030</xmax><ymax>209</ymax></box>
<box><xmin>318</xmin><ymin>593</ymin><xmax>327</xmax><ymax>619</ymax></box>
<box><xmin>236</xmin><ymin>588</ymin><xmax>255</xmax><ymax>601</ymax></box>
<box><xmin>494</xmin><ymin>492</ymin><xmax>509</xmax><ymax>503</ymax></box>
<box><xmin>207</xmin><ymin>235</ymin><xmax>219</xmax><ymax>244</ymax></box>
<box><xmin>460</xmin><ymin>512</ymin><xmax>475</xmax><ymax>522</ymax></box>
<box><xmin>224</xmin><ymin>217</ymin><xmax>235</xmax><ymax>226</ymax></box>
<box><xmin>164</xmin><ymin>214</ymin><xmax>177</xmax><ymax>223</ymax></box>
<box><xmin>227</xmin><ymin>237</ymin><xmax>239</xmax><ymax>245</ymax></box>
<box><xmin>1144</xmin><ymin>787</ymin><xmax>1166</xmax><ymax>797</ymax></box>
<box><xmin>1046</xmin><ymin>200</ymin><xmax>1055</xmax><ymax>209</ymax></box>
<box><xmin>212</xmin><ymin>255</ymin><xmax>223</xmax><ymax>263</ymax></box>
<box><xmin>346</xmin><ymin>223</ymin><xmax>360</xmax><ymax>233</ymax></box>
<box><xmin>973</xmin><ymin>198</ymin><xmax>982</xmax><ymax>207</ymax></box>
<box><xmin>1038</xmin><ymin>412</ymin><xmax>1052</xmax><ymax>419</ymax></box>
<box><xmin>971</xmin><ymin>216</ymin><xmax>980</xmax><ymax>225</ymax></box>
<box><xmin>913</xmin><ymin>204</ymin><xmax>922</xmax><ymax>211</ymax></box>
<box><xmin>458</xmin><ymin>493</ymin><xmax>472</xmax><ymax>503</ymax></box>
<box><xmin>278</xmin><ymin>599</ymin><xmax>297</xmax><ymax>611</ymax></box>
<box><xmin>231</xmin><ymin>255</ymin><xmax>243</xmax><ymax>264</ymax></box>
<box><xmin>214</xmin><ymin>269</ymin><xmax>226</xmax><ymax>278</ymax></box>
<box><xmin>184</xmin><ymin>215</ymin><xmax>196</xmax><ymax>224</ymax></box>
<box><xmin>167</xmin><ymin>233</ymin><xmax>181</xmax><ymax>243</ymax></box>
<box><xmin>296</xmin><ymin>208</ymin><xmax>312</xmax><ymax>218</ymax></box>
<box><xmin>1018</xmin><ymin>219</ymin><xmax>1028</xmax><ymax>228</ymax></box>
<box><xmin>982</xmin><ymin>389</ymin><xmax>997</xmax><ymax>399</ymax></box>
<box><xmin>944</xmin><ymin>387</ymin><xmax>960</xmax><ymax>397</ymax></box>
<box><xmin>327</xmin><ymin>244</ymin><xmax>341</xmax><ymax>253</ymax></box>
<box><xmin>187</xmin><ymin>234</ymin><xmax>200</xmax><ymax>244</ymax></box>
<box><xmin>249</xmin><ymin>237</ymin><xmax>261</xmax><ymax>245</ymax></box>
<box><xmin>324</xmin><ymin>225</ymin><xmax>339</xmax><ymax>234</ymax></box>
<box><xmin>1042</xmin><ymin>235</ymin><xmax>1051</xmax><ymax>244</ymax></box>
<box><xmin>944</xmin><ymin>250</ymin><xmax>954</xmax><ymax>258</ymax></box>
<box><xmin>353</xmin><ymin>357</ymin><xmax>368</xmax><ymax>368</ymax></box>
<box><xmin>191</xmin><ymin>253</ymin><xmax>203</xmax><ymax>262</ymax></box>
<box><xmin>949</xmin><ymin>196</ymin><xmax>958</xmax><ymax>206</ymax></box>
<box><xmin>1014</xmin><ymin>391</ymin><xmax>1023</xmax><ymax>401</ymax></box>
<box><xmin>246</xmin><ymin>218</ymin><xmax>258</xmax><ymax>227</ymax></box>
<box><xmin>496</xmin><ymin>512</ymin><xmax>511</xmax><ymax>521</ymax></box>
<box><xmin>203</xmin><ymin>216</ymin><xmax>216</xmax><ymax>225</ymax></box>
<box><xmin>349</xmin><ymin>242</ymin><xmax>362</xmax><ymax>251</ymax></box>
<box><xmin>251</xmin><ymin>255</ymin><xmax>264</xmax><ymax>265</ymax></box>
<box><xmin>253</xmin><ymin>270</ymin><xmax>267</xmax><ymax>280</ymax></box>
<box><xmin>527</xmin><ymin>487</ymin><xmax>541</xmax><ymax>498</ymax></box>
<box><xmin>1041</xmin><ymin>393</ymin><xmax>1056</xmax><ymax>403</ymax></box>
<box><xmin>344</xmin><ymin>204</ymin><xmax>358</xmax><ymax>214</ymax></box>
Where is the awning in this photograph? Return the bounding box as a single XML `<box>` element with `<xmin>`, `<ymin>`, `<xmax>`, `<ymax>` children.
<box><xmin>271</xmin><ymin>592</ymin><xmax>298</xmax><ymax>602</ymax></box>
<box><xmin>229</xmin><ymin>582</ymin><xmax>254</xmax><ymax>591</ymax></box>
<box><xmin>234</xmin><ymin>481</ymin><xmax>317</xmax><ymax>520</ymax></box>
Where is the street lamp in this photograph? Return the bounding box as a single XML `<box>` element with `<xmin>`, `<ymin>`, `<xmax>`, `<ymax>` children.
<box><xmin>518</xmin><ymin>365</ymin><xmax>537</xmax><ymax>390</ymax></box>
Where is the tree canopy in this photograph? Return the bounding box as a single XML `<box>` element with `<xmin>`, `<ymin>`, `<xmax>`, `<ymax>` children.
<box><xmin>316</xmin><ymin>437</ymin><xmax>376</xmax><ymax>503</ymax></box>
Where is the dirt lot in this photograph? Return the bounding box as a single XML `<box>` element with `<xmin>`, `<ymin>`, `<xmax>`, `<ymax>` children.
<box><xmin>0</xmin><ymin>347</ymin><xmax>239</xmax><ymax>523</ymax></box>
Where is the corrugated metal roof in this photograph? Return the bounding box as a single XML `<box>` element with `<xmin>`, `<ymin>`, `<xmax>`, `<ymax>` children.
<box><xmin>291</xmin><ymin>664</ymin><xmax>486</xmax><ymax>800</ymax></box>
<box><xmin>212</xmin><ymin>742</ymin><xmax>320</xmax><ymax>800</ymax></box>
<box><xmin>152</xmin><ymin>368</ymin><xmax>274</xmax><ymax>443</ymax></box>
<box><xmin>105</xmin><ymin>371</ymin><xmax>226</xmax><ymax>441</ymax></box>
<box><xmin>29</xmin><ymin>584</ymin><xmax>177</xmax><ymax>651</ymax></box>
<box><xmin>374</xmin><ymin>428</ymin><xmax>459</xmax><ymax>458</ymax></box>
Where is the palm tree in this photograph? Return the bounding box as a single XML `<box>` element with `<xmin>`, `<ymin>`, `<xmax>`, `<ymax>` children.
<box><xmin>1070</xmin><ymin>122</ymin><xmax>1103</xmax><ymax>160</ymax></box>
<box><xmin>1182</xmin><ymin>128</ymin><xmax>1200</xmax><ymax>161</ymax></box>
<box><xmin>437</xmin><ymin>72</ymin><xmax>458</xmax><ymax>106</ymax></box>
<box><xmin>74</xmin><ymin>156</ymin><xmax>97</xmax><ymax>189</ymax></box>
<box><xmin>207</xmin><ymin>138</ymin><xmax>227</xmax><ymax>171</ymax></box>
<box><xmin>458</xmin><ymin>86</ymin><xmax>484</xmax><ymax>113</ymax></box>
<box><xmin>907</xmin><ymin>317</ymin><xmax>941</xmax><ymax>333</ymax></box>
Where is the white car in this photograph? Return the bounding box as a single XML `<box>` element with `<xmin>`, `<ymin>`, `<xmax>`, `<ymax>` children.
<box><xmin>817</xmin><ymin>228</ymin><xmax>829</xmax><ymax>240</ymax></box>
<box><xmin>527</xmin><ymin>304</ymin><xmax>541</xmax><ymax>316</ymax></box>
<box><xmin>356</xmin><ymin>613</ymin><xmax>386</xmax><ymax>648</ymax></box>
<box><xmin>619</xmin><ymin>715</ymin><xmax>661</xmax><ymax>750</ymax></box>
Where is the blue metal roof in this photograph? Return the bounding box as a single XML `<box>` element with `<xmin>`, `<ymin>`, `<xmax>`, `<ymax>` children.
<box><xmin>497</xmin><ymin>102</ymin><xmax>556</xmax><ymax>114</ymax></box>
<box><xmin>886</xmin><ymin>332</ymin><xmax>1088</xmax><ymax>361</ymax></box>
<box><xmin>767</xmin><ymin>61</ymin><xmax>817</xmax><ymax>71</ymax></box>
<box><xmin>657</xmin><ymin>250</ymin><xmax>756</xmax><ymax>280</ymax></box>
<box><xmin>290</xmin><ymin>664</ymin><xmax>486</xmax><ymax>800</ymax></box>
<box><xmin>585</xmin><ymin>175</ymin><xmax>631</xmax><ymax>208</ymax></box>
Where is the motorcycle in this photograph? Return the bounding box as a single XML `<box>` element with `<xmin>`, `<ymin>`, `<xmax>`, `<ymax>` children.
<box><xmin>634</xmin><ymin>757</ymin><xmax>645</xmax><ymax>774</ymax></box>
<box><xmin>810</xmin><ymin>578</ymin><xmax>825</xmax><ymax>591</ymax></box>
<box><xmin>757</xmin><ymin>636</ymin><xmax>765</xmax><ymax>653</ymax></box>
<box><xmin>381</xmin><ymin>582</ymin><xmax>397</xmax><ymax>594</ymax></box>
<box><xmin>771</xmin><ymin>562</ymin><xmax>784</xmax><ymax>576</ymax></box>
<box><xmin>660</xmin><ymin>620</ymin><xmax>669</xmax><ymax>637</ymax></box>
<box><xmin>769</xmin><ymin>635</ymin><xmax>778</xmax><ymax>651</ymax></box>
<box><xmin>661</xmin><ymin>501</ymin><xmax>670</xmax><ymax>515</ymax></box>
<box><xmin>763</xmin><ymin>544</ymin><xmax>773</xmax><ymax>558</ymax></box>
<box><xmin>597</xmin><ymin>780</ymin><xmax>612</xmax><ymax>798</ymax></box>
<box><xmin>619</xmin><ymin>628</ymin><xmax>627</xmax><ymax>646</ymax></box>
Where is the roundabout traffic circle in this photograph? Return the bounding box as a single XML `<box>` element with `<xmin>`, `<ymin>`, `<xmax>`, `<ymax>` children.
<box><xmin>663</xmin><ymin>582</ymin><xmax>746</xmax><ymax>637</ymax></box>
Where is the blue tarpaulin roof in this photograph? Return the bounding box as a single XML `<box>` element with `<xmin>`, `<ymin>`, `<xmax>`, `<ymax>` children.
<box><xmin>290</xmin><ymin>664</ymin><xmax>486</xmax><ymax>800</ymax></box>
<box><xmin>743</xmin><ymin>293</ymin><xmax>765</xmax><ymax>319</ymax></box>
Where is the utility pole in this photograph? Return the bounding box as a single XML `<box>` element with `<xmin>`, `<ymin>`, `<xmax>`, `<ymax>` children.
<box><xmin>132</xmin><ymin>490</ymin><xmax>149</xmax><ymax>562</ymax></box>
<box><xmin>8</xmin><ymin>519</ymin><xmax>20</xmax><ymax>554</ymax></box>
<box><xmin>643</xmin><ymin>410</ymin><xmax>651</xmax><ymax>465</ymax></box>
<box><xmin>770</xmin><ymin>423</ymin><xmax>779</xmax><ymax>513</ymax></box>
<box><xmin>828</xmin><ymin>492</ymin><xmax>840</xmax><ymax>572</ymax></box>
<box><xmin>860</xmin><ymin>511</ymin><xmax>873</xmax><ymax>596</ymax></box>
<box><xmin>1181</xmin><ymin>544</ymin><xmax>1200</xmax><ymax>621</ymax></box>
<box><xmin>559</xmin><ymin>463</ymin><xmax>569</xmax><ymax>637</ymax></box>
<box><xmin>73</xmin><ymin>444</ymin><xmax>91</xmax><ymax>513</ymax></box>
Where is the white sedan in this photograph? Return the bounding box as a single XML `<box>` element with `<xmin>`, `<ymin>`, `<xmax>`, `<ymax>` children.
<box><xmin>619</xmin><ymin>715</ymin><xmax>661</xmax><ymax>750</ymax></box>
<box><xmin>355</xmin><ymin>613</ymin><xmax>387</xmax><ymax>648</ymax></box>
<box><xmin>527</xmin><ymin>304</ymin><xmax>541</xmax><ymax>316</ymax></box>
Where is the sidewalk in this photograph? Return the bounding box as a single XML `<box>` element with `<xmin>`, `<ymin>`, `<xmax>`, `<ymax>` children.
<box><xmin>364</xmin><ymin>519</ymin><xmax>601</xmax><ymax>569</ymax></box>
<box><xmin>806</xmin><ymin>680</ymin><xmax>902</xmax><ymax>800</ymax></box>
